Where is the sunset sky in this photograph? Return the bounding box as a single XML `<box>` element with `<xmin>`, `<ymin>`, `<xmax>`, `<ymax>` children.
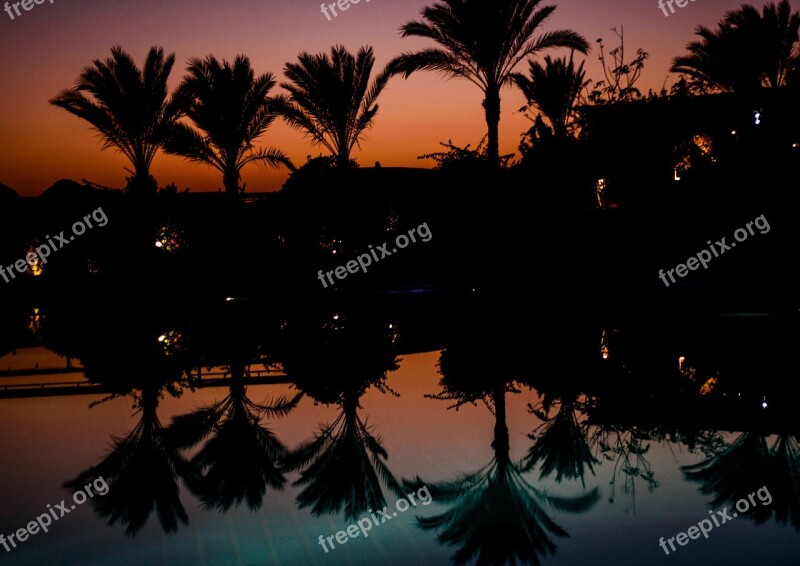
<box><xmin>0</xmin><ymin>0</ymin><xmax>755</xmax><ymax>195</ymax></box>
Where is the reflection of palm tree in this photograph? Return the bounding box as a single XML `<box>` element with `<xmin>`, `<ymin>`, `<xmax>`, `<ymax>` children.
<box><xmin>50</xmin><ymin>46</ymin><xmax>178</xmax><ymax>195</ymax></box>
<box><xmin>167</xmin><ymin>363</ymin><xmax>301</xmax><ymax>511</ymax></box>
<box><xmin>411</xmin><ymin>347</ymin><xmax>599</xmax><ymax>565</ymax></box>
<box><xmin>65</xmin><ymin>385</ymin><xmax>188</xmax><ymax>536</ymax></box>
<box><xmin>769</xmin><ymin>434</ymin><xmax>800</xmax><ymax>531</ymax></box>
<box><xmin>683</xmin><ymin>432</ymin><xmax>800</xmax><ymax>531</ymax></box>
<box><xmin>682</xmin><ymin>432</ymin><xmax>771</xmax><ymax>510</ymax></box>
<box><xmin>276</xmin><ymin>46</ymin><xmax>393</xmax><ymax>169</ymax></box>
<box><xmin>671</xmin><ymin>0</ymin><xmax>800</xmax><ymax>92</ymax></box>
<box><xmin>407</xmin><ymin>387</ymin><xmax>599</xmax><ymax>565</ymax></box>
<box><xmin>523</xmin><ymin>395</ymin><xmax>597</xmax><ymax>487</ymax></box>
<box><xmin>165</xmin><ymin>55</ymin><xmax>294</xmax><ymax>195</ymax></box>
<box><xmin>389</xmin><ymin>0</ymin><xmax>589</xmax><ymax>167</ymax></box>
<box><xmin>282</xmin><ymin>310</ymin><xmax>402</xmax><ymax>520</ymax></box>
<box><xmin>282</xmin><ymin>388</ymin><xmax>402</xmax><ymax>520</ymax></box>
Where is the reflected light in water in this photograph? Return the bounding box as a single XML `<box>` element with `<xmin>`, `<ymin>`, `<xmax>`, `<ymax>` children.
<box><xmin>25</xmin><ymin>247</ymin><xmax>44</xmax><ymax>277</ymax></box>
<box><xmin>28</xmin><ymin>307</ymin><xmax>43</xmax><ymax>335</ymax></box>
<box><xmin>157</xmin><ymin>330</ymin><xmax>184</xmax><ymax>356</ymax></box>
<box><xmin>600</xmin><ymin>329</ymin><xmax>610</xmax><ymax>360</ymax></box>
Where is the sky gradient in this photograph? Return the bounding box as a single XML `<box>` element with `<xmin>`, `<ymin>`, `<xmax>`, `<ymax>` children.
<box><xmin>0</xmin><ymin>0</ymin><xmax>759</xmax><ymax>195</ymax></box>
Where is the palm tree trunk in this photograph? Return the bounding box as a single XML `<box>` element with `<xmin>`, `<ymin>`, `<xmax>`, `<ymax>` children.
<box><xmin>127</xmin><ymin>163</ymin><xmax>157</xmax><ymax>198</ymax></box>
<box><xmin>336</xmin><ymin>150</ymin><xmax>350</xmax><ymax>170</ymax></box>
<box><xmin>483</xmin><ymin>86</ymin><xmax>501</xmax><ymax>168</ymax></box>
<box><xmin>223</xmin><ymin>168</ymin><xmax>240</xmax><ymax>196</ymax></box>
<box><xmin>492</xmin><ymin>383</ymin><xmax>510</xmax><ymax>457</ymax></box>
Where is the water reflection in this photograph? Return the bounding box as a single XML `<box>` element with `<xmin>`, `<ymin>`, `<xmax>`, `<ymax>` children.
<box><xmin>402</xmin><ymin>335</ymin><xmax>600</xmax><ymax>565</ymax></box>
<box><xmin>683</xmin><ymin>432</ymin><xmax>800</xmax><ymax>531</ymax></box>
<box><xmin>168</xmin><ymin>362</ymin><xmax>302</xmax><ymax>511</ymax></box>
<box><xmin>65</xmin><ymin>383</ymin><xmax>189</xmax><ymax>536</ymax></box>
<box><xmin>523</xmin><ymin>392</ymin><xmax>597</xmax><ymax>487</ymax></box>
<box><xmin>282</xmin><ymin>309</ymin><xmax>403</xmax><ymax>520</ymax></box>
<box><xmin>3</xmin><ymin>293</ymin><xmax>800</xmax><ymax>564</ymax></box>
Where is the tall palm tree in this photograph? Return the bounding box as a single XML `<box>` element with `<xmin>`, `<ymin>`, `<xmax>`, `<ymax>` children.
<box><xmin>522</xmin><ymin>394</ymin><xmax>597</xmax><ymax>487</ymax></box>
<box><xmin>512</xmin><ymin>54</ymin><xmax>587</xmax><ymax>140</ymax></box>
<box><xmin>388</xmin><ymin>0</ymin><xmax>589</xmax><ymax>168</ymax></box>
<box><xmin>683</xmin><ymin>432</ymin><xmax>800</xmax><ymax>531</ymax></box>
<box><xmin>282</xmin><ymin>388</ymin><xmax>403</xmax><ymax>520</ymax></box>
<box><xmin>671</xmin><ymin>0</ymin><xmax>800</xmax><ymax>93</ymax></box>
<box><xmin>65</xmin><ymin>386</ymin><xmax>189</xmax><ymax>536</ymax></box>
<box><xmin>167</xmin><ymin>363</ymin><xmax>301</xmax><ymax>511</ymax></box>
<box><xmin>406</xmin><ymin>375</ymin><xmax>599</xmax><ymax>565</ymax></box>
<box><xmin>50</xmin><ymin>46</ymin><xmax>178</xmax><ymax>196</ymax></box>
<box><xmin>280</xmin><ymin>309</ymin><xmax>403</xmax><ymax>520</ymax></box>
<box><xmin>276</xmin><ymin>46</ymin><xmax>393</xmax><ymax>170</ymax></box>
<box><xmin>165</xmin><ymin>55</ymin><xmax>294</xmax><ymax>195</ymax></box>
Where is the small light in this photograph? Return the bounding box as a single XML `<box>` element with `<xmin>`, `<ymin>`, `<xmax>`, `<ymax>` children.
<box><xmin>762</xmin><ymin>401</ymin><xmax>768</xmax><ymax>409</ymax></box>
<box><xmin>674</xmin><ymin>168</ymin><xmax>681</xmax><ymax>181</ymax></box>
<box><xmin>157</xmin><ymin>335</ymin><xmax>166</xmax><ymax>342</ymax></box>
<box><xmin>333</xmin><ymin>314</ymin><xmax>339</xmax><ymax>320</ymax></box>
<box><xmin>754</xmin><ymin>112</ymin><xmax>761</xmax><ymax>125</ymax></box>
<box><xmin>793</xmin><ymin>143</ymin><xmax>798</xmax><ymax>148</ymax></box>
<box><xmin>731</xmin><ymin>130</ymin><xmax>737</xmax><ymax>135</ymax></box>
<box><xmin>155</xmin><ymin>241</ymin><xmax>163</xmax><ymax>248</ymax></box>
<box><xmin>225</xmin><ymin>297</ymin><xmax>234</xmax><ymax>302</ymax></box>
<box><xmin>678</xmin><ymin>356</ymin><xmax>686</xmax><ymax>370</ymax></box>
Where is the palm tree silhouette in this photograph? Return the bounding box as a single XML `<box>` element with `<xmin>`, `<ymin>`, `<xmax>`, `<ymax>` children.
<box><xmin>50</xmin><ymin>46</ymin><xmax>178</xmax><ymax>196</ymax></box>
<box><xmin>282</xmin><ymin>386</ymin><xmax>403</xmax><ymax>520</ymax></box>
<box><xmin>682</xmin><ymin>432</ymin><xmax>772</xmax><ymax>508</ymax></box>
<box><xmin>165</xmin><ymin>55</ymin><xmax>294</xmax><ymax>195</ymax></box>
<box><xmin>280</xmin><ymin>310</ymin><xmax>403</xmax><ymax>520</ymax></box>
<box><xmin>512</xmin><ymin>54</ymin><xmax>587</xmax><ymax>141</ymax></box>
<box><xmin>406</xmin><ymin>357</ymin><xmax>599</xmax><ymax>565</ymax></box>
<box><xmin>65</xmin><ymin>385</ymin><xmax>189</xmax><ymax>536</ymax></box>
<box><xmin>768</xmin><ymin>434</ymin><xmax>800</xmax><ymax>531</ymax></box>
<box><xmin>275</xmin><ymin>46</ymin><xmax>394</xmax><ymax>170</ymax></box>
<box><xmin>167</xmin><ymin>362</ymin><xmax>301</xmax><ymax>511</ymax></box>
<box><xmin>671</xmin><ymin>0</ymin><xmax>800</xmax><ymax>93</ymax></box>
<box><xmin>388</xmin><ymin>0</ymin><xmax>589</xmax><ymax>168</ymax></box>
<box><xmin>682</xmin><ymin>431</ymin><xmax>800</xmax><ymax>531</ymax></box>
<box><xmin>522</xmin><ymin>393</ymin><xmax>597</xmax><ymax>487</ymax></box>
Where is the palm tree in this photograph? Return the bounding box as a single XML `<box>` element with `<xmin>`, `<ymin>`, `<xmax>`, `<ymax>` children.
<box><xmin>522</xmin><ymin>394</ymin><xmax>597</xmax><ymax>487</ymax></box>
<box><xmin>671</xmin><ymin>0</ymin><xmax>800</xmax><ymax>93</ymax></box>
<box><xmin>388</xmin><ymin>0</ymin><xmax>589</xmax><ymax>168</ymax></box>
<box><xmin>512</xmin><ymin>53</ymin><xmax>587</xmax><ymax>141</ymax></box>
<box><xmin>282</xmin><ymin>388</ymin><xmax>403</xmax><ymax>520</ymax></box>
<box><xmin>167</xmin><ymin>363</ymin><xmax>301</xmax><ymax>511</ymax></box>
<box><xmin>165</xmin><ymin>55</ymin><xmax>294</xmax><ymax>195</ymax></box>
<box><xmin>682</xmin><ymin>432</ymin><xmax>800</xmax><ymax>531</ymax></box>
<box><xmin>50</xmin><ymin>46</ymin><xmax>178</xmax><ymax>196</ymax></box>
<box><xmin>280</xmin><ymin>309</ymin><xmax>403</xmax><ymax>520</ymax></box>
<box><xmin>275</xmin><ymin>46</ymin><xmax>393</xmax><ymax>170</ymax></box>
<box><xmin>65</xmin><ymin>386</ymin><xmax>189</xmax><ymax>536</ymax></box>
<box><xmin>406</xmin><ymin>373</ymin><xmax>599</xmax><ymax>565</ymax></box>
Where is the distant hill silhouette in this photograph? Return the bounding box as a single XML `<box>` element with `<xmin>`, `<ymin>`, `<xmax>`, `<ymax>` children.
<box><xmin>0</xmin><ymin>182</ymin><xmax>20</xmax><ymax>201</ymax></box>
<box><xmin>39</xmin><ymin>179</ymin><xmax>102</xmax><ymax>202</ymax></box>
